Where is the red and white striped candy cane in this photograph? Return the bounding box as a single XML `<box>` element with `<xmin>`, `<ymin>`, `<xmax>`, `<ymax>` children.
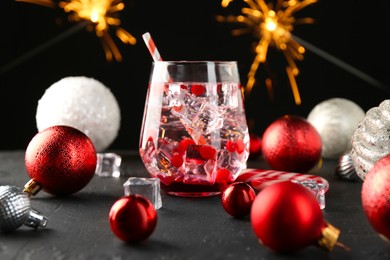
<box><xmin>236</xmin><ymin>168</ymin><xmax>329</xmax><ymax>192</ymax></box>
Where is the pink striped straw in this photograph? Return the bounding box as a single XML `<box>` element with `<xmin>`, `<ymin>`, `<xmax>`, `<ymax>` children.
<box><xmin>142</xmin><ymin>32</ymin><xmax>163</xmax><ymax>62</ymax></box>
<box><xmin>142</xmin><ymin>32</ymin><xmax>174</xmax><ymax>84</ymax></box>
<box><xmin>141</xmin><ymin>32</ymin><xmax>205</xmax><ymax>144</ymax></box>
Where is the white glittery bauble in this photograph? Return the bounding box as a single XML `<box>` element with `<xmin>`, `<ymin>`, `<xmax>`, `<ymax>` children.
<box><xmin>36</xmin><ymin>76</ymin><xmax>121</xmax><ymax>152</ymax></box>
<box><xmin>351</xmin><ymin>100</ymin><xmax>390</xmax><ymax>180</ymax></box>
<box><xmin>307</xmin><ymin>98</ymin><xmax>365</xmax><ymax>159</ymax></box>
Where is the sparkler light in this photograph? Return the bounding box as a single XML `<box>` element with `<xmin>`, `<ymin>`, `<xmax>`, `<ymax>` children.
<box><xmin>217</xmin><ymin>0</ymin><xmax>317</xmax><ymax>105</ymax></box>
<box><xmin>16</xmin><ymin>0</ymin><xmax>136</xmax><ymax>62</ymax></box>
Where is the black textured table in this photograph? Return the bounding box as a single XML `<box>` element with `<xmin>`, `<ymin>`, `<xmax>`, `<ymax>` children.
<box><xmin>0</xmin><ymin>150</ymin><xmax>389</xmax><ymax>260</ymax></box>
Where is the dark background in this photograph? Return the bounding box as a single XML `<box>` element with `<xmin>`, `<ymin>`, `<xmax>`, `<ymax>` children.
<box><xmin>0</xmin><ymin>0</ymin><xmax>389</xmax><ymax>151</ymax></box>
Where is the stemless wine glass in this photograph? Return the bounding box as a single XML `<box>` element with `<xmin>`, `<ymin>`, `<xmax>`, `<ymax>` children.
<box><xmin>139</xmin><ymin>61</ymin><xmax>249</xmax><ymax>197</ymax></box>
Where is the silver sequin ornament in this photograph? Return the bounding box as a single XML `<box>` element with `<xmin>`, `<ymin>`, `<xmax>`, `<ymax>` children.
<box><xmin>335</xmin><ymin>152</ymin><xmax>360</xmax><ymax>181</ymax></box>
<box><xmin>350</xmin><ymin>100</ymin><xmax>390</xmax><ymax>180</ymax></box>
<box><xmin>0</xmin><ymin>185</ymin><xmax>48</xmax><ymax>232</ymax></box>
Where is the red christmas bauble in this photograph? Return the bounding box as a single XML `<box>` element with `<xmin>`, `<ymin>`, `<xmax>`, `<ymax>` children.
<box><xmin>261</xmin><ymin>115</ymin><xmax>322</xmax><ymax>172</ymax></box>
<box><xmin>249</xmin><ymin>134</ymin><xmax>262</xmax><ymax>160</ymax></box>
<box><xmin>361</xmin><ymin>154</ymin><xmax>390</xmax><ymax>243</ymax></box>
<box><xmin>25</xmin><ymin>125</ymin><xmax>97</xmax><ymax>196</ymax></box>
<box><xmin>109</xmin><ymin>194</ymin><xmax>158</xmax><ymax>243</ymax></box>
<box><xmin>250</xmin><ymin>181</ymin><xmax>325</xmax><ymax>252</ymax></box>
<box><xmin>221</xmin><ymin>182</ymin><xmax>256</xmax><ymax>218</ymax></box>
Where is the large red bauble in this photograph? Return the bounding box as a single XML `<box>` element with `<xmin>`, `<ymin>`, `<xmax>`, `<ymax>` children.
<box><xmin>109</xmin><ymin>194</ymin><xmax>158</xmax><ymax>243</ymax></box>
<box><xmin>361</xmin><ymin>154</ymin><xmax>390</xmax><ymax>243</ymax></box>
<box><xmin>250</xmin><ymin>181</ymin><xmax>325</xmax><ymax>252</ymax></box>
<box><xmin>261</xmin><ymin>115</ymin><xmax>322</xmax><ymax>172</ymax></box>
<box><xmin>25</xmin><ymin>125</ymin><xmax>97</xmax><ymax>196</ymax></box>
<box><xmin>221</xmin><ymin>182</ymin><xmax>256</xmax><ymax>218</ymax></box>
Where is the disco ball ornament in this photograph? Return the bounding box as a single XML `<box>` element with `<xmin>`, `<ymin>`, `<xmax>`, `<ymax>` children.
<box><xmin>307</xmin><ymin>98</ymin><xmax>365</xmax><ymax>159</ymax></box>
<box><xmin>36</xmin><ymin>76</ymin><xmax>121</xmax><ymax>152</ymax></box>
<box><xmin>25</xmin><ymin>125</ymin><xmax>97</xmax><ymax>196</ymax></box>
<box><xmin>361</xmin><ymin>154</ymin><xmax>390</xmax><ymax>243</ymax></box>
<box><xmin>350</xmin><ymin>100</ymin><xmax>390</xmax><ymax>180</ymax></box>
<box><xmin>261</xmin><ymin>115</ymin><xmax>322</xmax><ymax>173</ymax></box>
<box><xmin>0</xmin><ymin>185</ymin><xmax>47</xmax><ymax>232</ymax></box>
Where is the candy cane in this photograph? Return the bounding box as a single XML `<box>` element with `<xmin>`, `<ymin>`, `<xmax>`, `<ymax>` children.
<box><xmin>236</xmin><ymin>168</ymin><xmax>329</xmax><ymax>209</ymax></box>
<box><xmin>236</xmin><ymin>168</ymin><xmax>329</xmax><ymax>192</ymax></box>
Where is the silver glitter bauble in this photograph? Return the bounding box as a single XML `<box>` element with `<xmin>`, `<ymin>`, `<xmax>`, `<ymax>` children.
<box><xmin>335</xmin><ymin>152</ymin><xmax>360</xmax><ymax>181</ymax></box>
<box><xmin>0</xmin><ymin>185</ymin><xmax>47</xmax><ymax>232</ymax></box>
<box><xmin>350</xmin><ymin>100</ymin><xmax>390</xmax><ymax>180</ymax></box>
<box><xmin>36</xmin><ymin>76</ymin><xmax>121</xmax><ymax>152</ymax></box>
<box><xmin>307</xmin><ymin>98</ymin><xmax>365</xmax><ymax>159</ymax></box>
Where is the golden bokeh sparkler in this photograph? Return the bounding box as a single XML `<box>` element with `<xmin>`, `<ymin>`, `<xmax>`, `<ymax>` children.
<box><xmin>16</xmin><ymin>0</ymin><xmax>136</xmax><ymax>62</ymax></box>
<box><xmin>217</xmin><ymin>0</ymin><xmax>317</xmax><ymax>105</ymax></box>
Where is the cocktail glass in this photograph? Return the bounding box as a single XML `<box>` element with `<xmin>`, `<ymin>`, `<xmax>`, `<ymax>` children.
<box><xmin>139</xmin><ymin>61</ymin><xmax>249</xmax><ymax>197</ymax></box>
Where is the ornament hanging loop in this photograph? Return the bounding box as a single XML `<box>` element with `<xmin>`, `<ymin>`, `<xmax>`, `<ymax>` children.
<box><xmin>23</xmin><ymin>179</ymin><xmax>42</xmax><ymax>196</ymax></box>
<box><xmin>318</xmin><ymin>222</ymin><xmax>350</xmax><ymax>251</ymax></box>
<box><xmin>25</xmin><ymin>209</ymin><xmax>48</xmax><ymax>229</ymax></box>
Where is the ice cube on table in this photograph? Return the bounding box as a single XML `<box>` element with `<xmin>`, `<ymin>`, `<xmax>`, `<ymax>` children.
<box><xmin>95</xmin><ymin>153</ymin><xmax>121</xmax><ymax>178</ymax></box>
<box><xmin>123</xmin><ymin>177</ymin><xmax>162</xmax><ymax>209</ymax></box>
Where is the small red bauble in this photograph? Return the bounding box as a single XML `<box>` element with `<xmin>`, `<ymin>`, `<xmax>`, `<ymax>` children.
<box><xmin>250</xmin><ymin>181</ymin><xmax>339</xmax><ymax>252</ymax></box>
<box><xmin>249</xmin><ymin>134</ymin><xmax>262</xmax><ymax>160</ymax></box>
<box><xmin>24</xmin><ymin>125</ymin><xmax>97</xmax><ymax>196</ymax></box>
<box><xmin>261</xmin><ymin>115</ymin><xmax>322</xmax><ymax>172</ymax></box>
<box><xmin>109</xmin><ymin>194</ymin><xmax>157</xmax><ymax>243</ymax></box>
<box><xmin>361</xmin><ymin>154</ymin><xmax>390</xmax><ymax>243</ymax></box>
<box><xmin>221</xmin><ymin>182</ymin><xmax>256</xmax><ymax>218</ymax></box>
